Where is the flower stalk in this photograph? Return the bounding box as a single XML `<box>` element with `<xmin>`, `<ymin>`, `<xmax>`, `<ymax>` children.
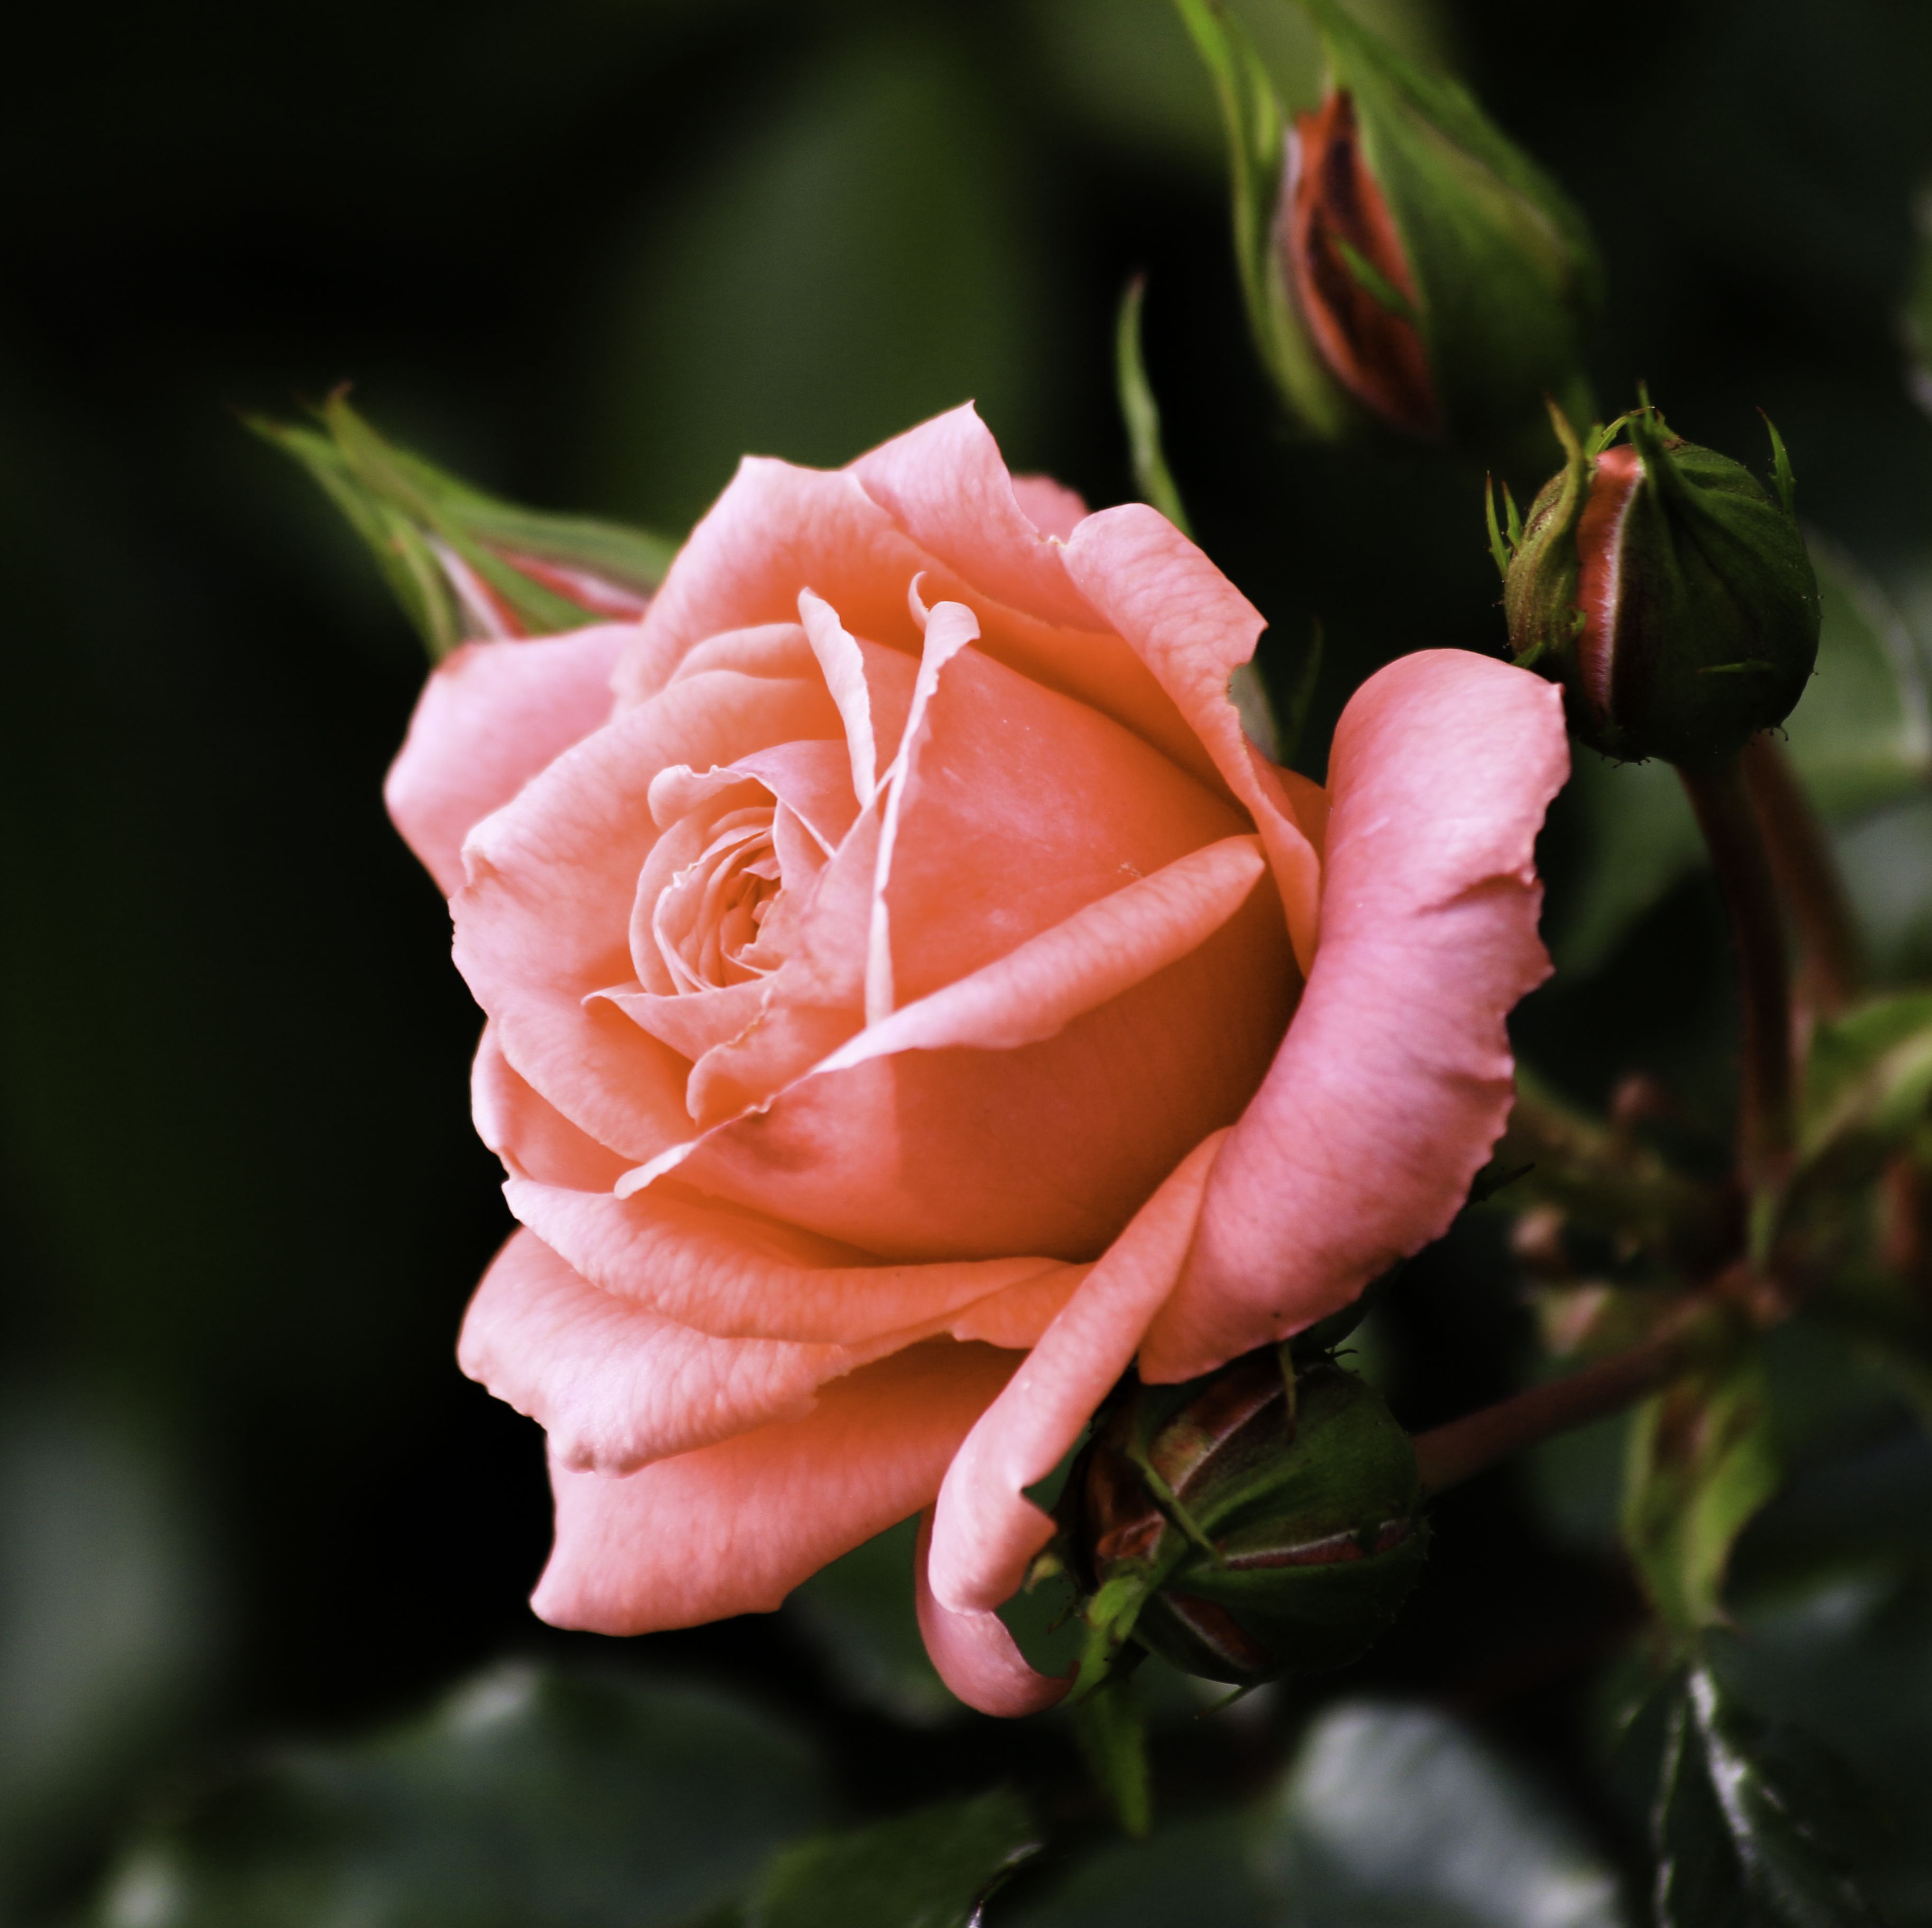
<box><xmin>1678</xmin><ymin>753</ymin><xmax>1797</xmax><ymax>1197</ymax></box>
<box><xmin>1741</xmin><ymin>733</ymin><xmax>1863</xmax><ymax>1018</ymax></box>
<box><xmin>1412</xmin><ymin>1295</ymin><xmax>1741</xmax><ymax>1495</ymax></box>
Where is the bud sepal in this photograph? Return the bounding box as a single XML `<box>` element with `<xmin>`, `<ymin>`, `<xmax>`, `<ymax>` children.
<box><xmin>1057</xmin><ymin>1350</ymin><xmax>1428</xmax><ymax>1694</ymax></box>
<box><xmin>1501</xmin><ymin>401</ymin><xmax>1822</xmax><ymax>767</ymax></box>
<box><xmin>253</xmin><ymin>392</ymin><xmax>676</xmax><ymax>659</ymax></box>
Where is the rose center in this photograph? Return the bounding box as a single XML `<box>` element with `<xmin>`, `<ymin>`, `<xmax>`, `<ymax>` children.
<box><xmin>650</xmin><ymin>803</ymin><xmax>784</xmax><ymax>994</ymax></box>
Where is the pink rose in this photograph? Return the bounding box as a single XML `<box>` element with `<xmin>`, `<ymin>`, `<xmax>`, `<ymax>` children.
<box><xmin>387</xmin><ymin>405</ymin><xmax>1568</xmax><ymax>1715</ymax></box>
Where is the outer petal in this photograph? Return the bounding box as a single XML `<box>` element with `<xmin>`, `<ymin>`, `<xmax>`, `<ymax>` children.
<box><xmin>531</xmin><ymin>1340</ymin><xmax>1020</xmax><ymax>1634</ymax></box>
<box><xmin>472</xmin><ymin>1026</ymin><xmax>630</xmax><ymax>1190</ymax></box>
<box><xmin>505</xmin><ymin>1173</ymin><xmax>1079</xmax><ymax>1346</ymax></box>
<box><xmin>1140</xmin><ymin>651</ymin><xmax>1569</xmax><ymax>1382</ymax></box>
<box><xmin>928</xmin><ymin>1131</ymin><xmax>1225</xmax><ymax>1615</ymax></box>
<box><xmin>1060</xmin><ymin>506</ymin><xmax>1326</xmax><ymax>969</ymax></box>
<box><xmin>613</xmin><ymin>421</ymin><xmax>1218</xmax><ymax>790</ymax></box>
<box><xmin>848</xmin><ymin>407</ymin><xmax>1103</xmax><ymax>632</ymax></box>
<box><xmin>502</xmin><ymin>1166</ymin><xmax>1074</xmax><ymax>1352</ymax></box>
<box><xmin>458</xmin><ymin>1229</ymin><xmax>874</xmax><ymax>1472</ymax></box>
<box><xmin>914</xmin><ymin>1508</ymin><xmax>1066</xmax><ymax>1718</ymax></box>
<box><xmin>384</xmin><ymin>625</ymin><xmax>631</xmax><ymax>896</ymax></box>
<box><xmin>1009</xmin><ymin>474</ymin><xmax>1089</xmax><ymax>543</ymax></box>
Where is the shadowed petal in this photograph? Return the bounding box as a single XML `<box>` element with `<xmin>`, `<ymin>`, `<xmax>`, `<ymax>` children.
<box><xmin>928</xmin><ymin>1132</ymin><xmax>1225</xmax><ymax>1614</ymax></box>
<box><xmin>914</xmin><ymin>1508</ymin><xmax>1067</xmax><ymax>1718</ymax></box>
<box><xmin>458</xmin><ymin>1230</ymin><xmax>884</xmax><ymax>1473</ymax></box>
<box><xmin>531</xmin><ymin>1340</ymin><xmax>1021</xmax><ymax>1634</ymax></box>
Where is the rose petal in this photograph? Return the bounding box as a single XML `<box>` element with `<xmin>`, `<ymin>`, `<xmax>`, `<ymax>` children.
<box><xmin>531</xmin><ymin>1339</ymin><xmax>1021</xmax><ymax>1633</ymax></box>
<box><xmin>596</xmin><ymin>980</ymin><xmax>769</xmax><ymax>1073</ymax></box>
<box><xmin>613</xmin><ymin>423</ymin><xmax>1215</xmax><ymax>790</ymax></box>
<box><xmin>472</xmin><ymin>1025</ymin><xmax>631</xmax><ymax>1189</ymax></box>
<box><xmin>648</xmin><ymin>865</ymin><xmax>1290</xmax><ymax>1262</ymax></box>
<box><xmin>914</xmin><ymin>1507</ymin><xmax>1067</xmax><ymax>1717</ymax></box>
<box><xmin>454</xmin><ymin>664</ymin><xmax>843</xmax><ymax>1162</ymax></box>
<box><xmin>1009</xmin><ymin>474</ymin><xmax>1089</xmax><ymax>543</ymax></box>
<box><xmin>384</xmin><ymin>626</ymin><xmax>630</xmax><ymax>896</ymax></box>
<box><xmin>504</xmin><ymin>1173</ymin><xmax>1079</xmax><ymax>1345</ymax></box>
<box><xmin>797</xmin><ymin>589</ymin><xmax>881</xmax><ymax>807</ymax></box>
<box><xmin>849</xmin><ymin>407</ymin><xmax>1103</xmax><ymax>632</ymax></box>
<box><xmin>1139</xmin><ymin>650</ymin><xmax>1569</xmax><ymax>1381</ymax></box>
<box><xmin>458</xmin><ymin>1229</ymin><xmax>885</xmax><ymax>1473</ymax></box>
<box><xmin>1060</xmin><ymin>506</ymin><xmax>1327</xmax><ymax>970</ymax></box>
<box><xmin>871</xmin><ymin>613</ymin><xmax>1252</xmax><ymax>1009</ymax></box>
<box><xmin>928</xmin><ymin>1130</ymin><xmax>1225</xmax><ymax>1614</ymax></box>
<box><xmin>816</xmin><ymin>835</ymin><xmax>1268</xmax><ymax>1072</ymax></box>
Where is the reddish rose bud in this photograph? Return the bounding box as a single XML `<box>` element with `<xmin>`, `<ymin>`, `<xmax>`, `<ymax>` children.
<box><xmin>1283</xmin><ymin>89</ymin><xmax>1438</xmax><ymax>439</ymax></box>
<box><xmin>1177</xmin><ymin>0</ymin><xmax>1598</xmax><ymax>462</ymax></box>
<box><xmin>1501</xmin><ymin>402</ymin><xmax>1820</xmax><ymax>766</ymax></box>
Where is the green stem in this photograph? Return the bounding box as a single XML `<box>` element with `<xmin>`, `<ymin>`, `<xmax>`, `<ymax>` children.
<box><xmin>1678</xmin><ymin>754</ymin><xmax>1796</xmax><ymax>1192</ymax></box>
<box><xmin>1741</xmin><ymin>733</ymin><xmax>1863</xmax><ymax>1017</ymax></box>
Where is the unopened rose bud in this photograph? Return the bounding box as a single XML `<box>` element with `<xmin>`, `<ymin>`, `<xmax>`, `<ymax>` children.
<box><xmin>1061</xmin><ymin>1352</ymin><xmax>1427</xmax><ymax>1688</ymax></box>
<box><xmin>1178</xmin><ymin>0</ymin><xmax>1598</xmax><ymax>460</ymax></box>
<box><xmin>1500</xmin><ymin>403</ymin><xmax>1821</xmax><ymax>766</ymax></box>
<box><xmin>254</xmin><ymin>392</ymin><xmax>673</xmax><ymax>657</ymax></box>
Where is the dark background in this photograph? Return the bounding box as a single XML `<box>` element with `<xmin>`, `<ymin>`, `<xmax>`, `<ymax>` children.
<box><xmin>6</xmin><ymin>0</ymin><xmax>1932</xmax><ymax>1916</ymax></box>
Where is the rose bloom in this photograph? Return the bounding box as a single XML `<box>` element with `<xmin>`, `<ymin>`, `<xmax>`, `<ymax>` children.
<box><xmin>386</xmin><ymin>405</ymin><xmax>1567</xmax><ymax>1713</ymax></box>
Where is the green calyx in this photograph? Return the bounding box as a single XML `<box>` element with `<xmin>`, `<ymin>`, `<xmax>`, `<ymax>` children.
<box><xmin>252</xmin><ymin>391</ymin><xmax>676</xmax><ymax>661</ymax></box>
<box><xmin>1060</xmin><ymin>1352</ymin><xmax>1427</xmax><ymax>1694</ymax></box>
<box><xmin>1501</xmin><ymin>399</ymin><xmax>1822</xmax><ymax>767</ymax></box>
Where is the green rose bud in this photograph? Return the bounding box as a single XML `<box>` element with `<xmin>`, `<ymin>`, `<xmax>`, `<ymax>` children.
<box><xmin>1060</xmin><ymin>1352</ymin><xmax>1427</xmax><ymax>1689</ymax></box>
<box><xmin>1175</xmin><ymin>0</ymin><xmax>1598</xmax><ymax>464</ymax></box>
<box><xmin>1499</xmin><ymin>403</ymin><xmax>1822</xmax><ymax>766</ymax></box>
<box><xmin>253</xmin><ymin>392</ymin><xmax>676</xmax><ymax>660</ymax></box>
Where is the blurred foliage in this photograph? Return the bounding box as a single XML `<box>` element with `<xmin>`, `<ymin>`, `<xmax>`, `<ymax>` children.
<box><xmin>5</xmin><ymin>0</ymin><xmax>1932</xmax><ymax>1921</ymax></box>
<box><xmin>89</xmin><ymin>1667</ymin><xmax>828</xmax><ymax>1928</ymax></box>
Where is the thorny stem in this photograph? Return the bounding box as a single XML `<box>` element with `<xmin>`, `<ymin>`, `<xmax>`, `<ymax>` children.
<box><xmin>1678</xmin><ymin>753</ymin><xmax>1796</xmax><ymax>1194</ymax></box>
<box><xmin>1741</xmin><ymin>733</ymin><xmax>1863</xmax><ymax>1018</ymax></box>
<box><xmin>1412</xmin><ymin>1297</ymin><xmax>1736</xmax><ymax>1495</ymax></box>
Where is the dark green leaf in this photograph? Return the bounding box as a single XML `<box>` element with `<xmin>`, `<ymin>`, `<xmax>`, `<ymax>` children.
<box><xmin>92</xmin><ymin>1665</ymin><xmax>829</xmax><ymax>1928</ymax></box>
<box><xmin>748</xmin><ymin>1791</ymin><xmax>1040</xmax><ymax>1928</ymax></box>
<box><xmin>1623</xmin><ymin>1344</ymin><xmax>1782</xmax><ymax>1638</ymax></box>
<box><xmin>1654</xmin><ymin>1667</ymin><xmax>1884</xmax><ymax>1928</ymax></box>
<box><xmin>993</xmin><ymin>1815</ymin><xmax>1269</xmax><ymax>1928</ymax></box>
<box><xmin>1786</xmin><ymin>541</ymin><xmax>1932</xmax><ymax>820</ymax></box>
<box><xmin>1257</xmin><ymin>1700</ymin><xmax>1626</xmax><ymax>1926</ymax></box>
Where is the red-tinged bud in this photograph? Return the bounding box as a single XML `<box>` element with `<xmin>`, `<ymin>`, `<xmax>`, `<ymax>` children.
<box><xmin>1176</xmin><ymin>0</ymin><xmax>1598</xmax><ymax>462</ymax></box>
<box><xmin>253</xmin><ymin>392</ymin><xmax>675</xmax><ymax>660</ymax></box>
<box><xmin>1057</xmin><ymin>1352</ymin><xmax>1427</xmax><ymax>1691</ymax></box>
<box><xmin>1283</xmin><ymin>89</ymin><xmax>1437</xmax><ymax>439</ymax></box>
<box><xmin>1500</xmin><ymin>402</ymin><xmax>1820</xmax><ymax>766</ymax></box>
